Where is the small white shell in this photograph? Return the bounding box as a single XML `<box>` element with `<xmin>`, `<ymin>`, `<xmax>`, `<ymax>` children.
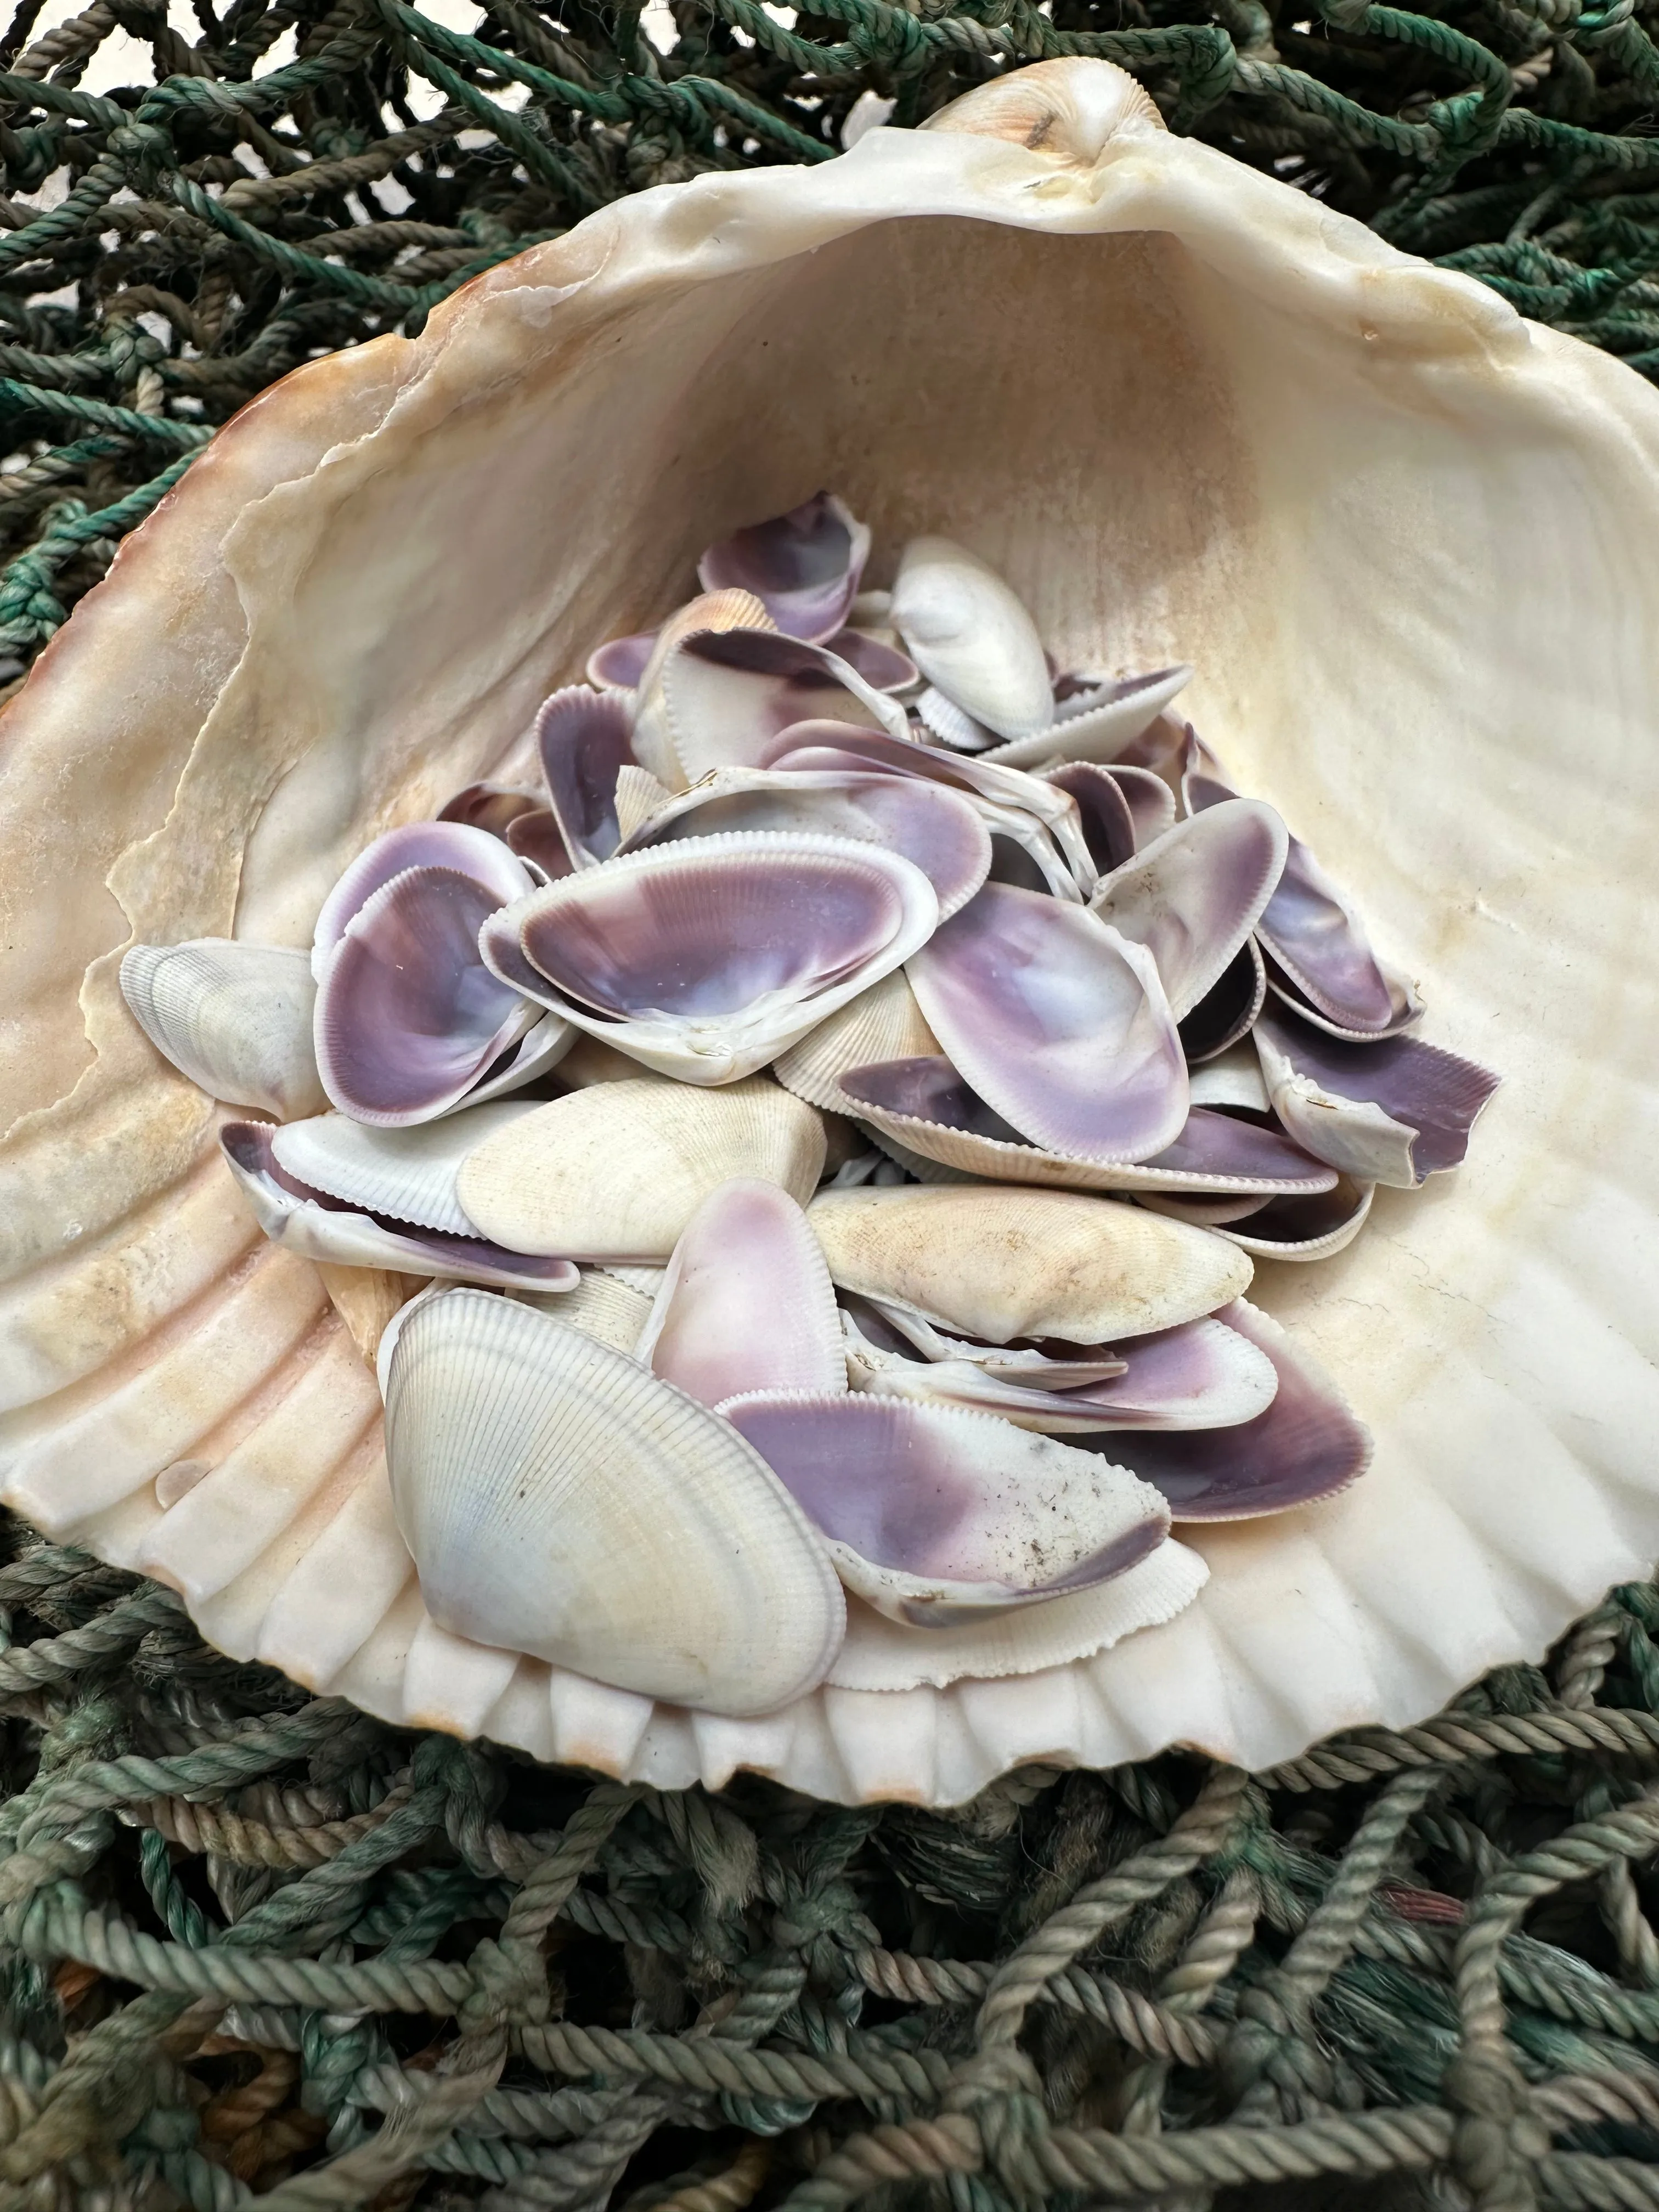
<box><xmin>807</xmin><ymin>1183</ymin><xmax>1252</xmax><ymax>1344</ymax></box>
<box><xmin>772</xmin><ymin>969</ymin><xmax>942</xmax><ymax>1111</ymax></box>
<box><xmin>890</xmin><ymin>537</ymin><xmax>1053</xmax><ymax>741</ymax></box>
<box><xmin>983</xmin><ymin>665</ymin><xmax>1192</xmax><ymax>769</ymax></box>
<box><xmin>1188</xmin><ymin>1040</ymin><xmax>1271</xmax><ymax>1114</ymax></box>
<box><xmin>517</xmin><ymin>1267</ymin><xmax>653</xmax><ymax>1352</ymax></box>
<box><xmin>455</xmin><ymin>1078</ymin><xmax>826</xmax><ymax>1259</ymax></box>
<box><xmin>272</xmin><ymin>1101</ymin><xmax>540</xmax><ymax>1234</ymax></box>
<box><xmin>630</xmin><ymin>589</ymin><xmax>773</xmax><ymax>788</ymax></box>
<box><xmin>384</xmin><ymin>1289</ymin><xmax>845</xmax><ymax>1714</ymax></box>
<box><xmin>613</xmin><ymin>765</ymin><xmax>675</xmax><ymax>844</ymax></box>
<box><xmin>826</xmin><ymin>1541</ymin><xmax>1207</xmax><ymax>1690</ymax></box>
<box><xmin>120</xmin><ymin>940</ymin><xmax>326</xmax><ymax>1120</ymax></box>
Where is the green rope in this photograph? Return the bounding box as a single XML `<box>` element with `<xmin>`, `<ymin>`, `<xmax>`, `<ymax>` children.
<box><xmin>0</xmin><ymin>1531</ymin><xmax>1657</xmax><ymax>2203</ymax></box>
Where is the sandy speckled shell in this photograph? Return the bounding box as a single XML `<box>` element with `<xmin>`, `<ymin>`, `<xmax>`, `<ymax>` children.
<box><xmin>808</xmin><ymin>1183</ymin><xmax>1252</xmax><ymax>1344</ymax></box>
<box><xmin>2</xmin><ymin>57</ymin><xmax>1656</xmax><ymax>1803</ymax></box>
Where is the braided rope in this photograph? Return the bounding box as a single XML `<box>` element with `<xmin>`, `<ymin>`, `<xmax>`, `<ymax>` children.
<box><xmin>0</xmin><ymin>1538</ymin><xmax>1655</xmax><ymax>2203</ymax></box>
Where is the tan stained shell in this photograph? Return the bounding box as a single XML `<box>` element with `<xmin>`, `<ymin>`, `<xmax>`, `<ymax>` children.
<box><xmin>807</xmin><ymin>1184</ymin><xmax>1252</xmax><ymax>1344</ymax></box>
<box><xmin>456</xmin><ymin>1078</ymin><xmax>826</xmax><ymax>1259</ymax></box>
<box><xmin>4</xmin><ymin>57</ymin><xmax>1658</xmax><ymax>1804</ymax></box>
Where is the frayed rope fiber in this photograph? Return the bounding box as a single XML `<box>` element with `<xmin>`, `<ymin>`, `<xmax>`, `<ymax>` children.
<box><xmin>3</xmin><ymin>1529</ymin><xmax>1659</xmax><ymax>2210</ymax></box>
<box><xmin>6</xmin><ymin>8</ymin><xmax>1659</xmax><ymax>2204</ymax></box>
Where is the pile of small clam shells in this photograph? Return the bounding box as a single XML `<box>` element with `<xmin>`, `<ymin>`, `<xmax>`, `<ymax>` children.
<box><xmin>120</xmin><ymin>495</ymin><xmax>1500</xmax><ymax>1718</ymax></box>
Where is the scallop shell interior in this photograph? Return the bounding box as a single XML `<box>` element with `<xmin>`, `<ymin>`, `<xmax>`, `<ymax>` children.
<box><xmin>1</xmin><ymin>58</ymin><xmax>1656</xmax><ymax>1805</ymax></box>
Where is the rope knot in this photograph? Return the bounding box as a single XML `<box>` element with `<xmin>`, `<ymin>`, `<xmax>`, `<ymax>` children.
<box><xmin>108</xmin><ymin>120</ymin><xmax>171</xmax><ymax>164</ymax></box>
<box><xmin>944</xmin><ymin>2048</ymin><xmax>1049</xmax><ymax>2201</ymax></box>
<box><xmin>1443</xmin><ymin>2050</ymin><xmax>1550</xmax><ymax>2210</ymax></box>
<box><xmin>458</xmin><ymin>1932</ymin><xmax>547</xmax><ymax>2038</ymax></box>
<box><xmin>1220</xmin><ymin>1985</ymin><xmax>1336</xmax><ymax>2118</ymax></box>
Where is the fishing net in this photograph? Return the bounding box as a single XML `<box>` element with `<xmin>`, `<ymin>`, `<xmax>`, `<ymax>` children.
<box><xmin>2</xmin><ymin>9</ymin><xmax>1658</xmax><ymax>2207</ymax></box>
<box><xmin>0</xmin><ymin>0</ymin><xmax>1657</xmax><ymax>677</ymax></box>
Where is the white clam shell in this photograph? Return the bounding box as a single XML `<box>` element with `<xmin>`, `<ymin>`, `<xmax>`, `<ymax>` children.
<box><xmin>890</xmin><ymin>536</ymin><xmax>1053</xmax><ymax>741</ymax></box>
<box><xmin>120</xmin><ymin>941</ymin><xmax>326</xmax><ymax>1121</ymax></box>
<box><xmin>807</xmin><ymin>1183</ymin><xmax>1253</xmax><ymax>1344</ymax></box>
<box><xmin>7</xmin><ymin>58</ymin><xmax>1659</xmax><ymax>1804</ymax></box>
<box><xmin>456</xmin><ymin>1077</ymin><xmax>826</xmax><ymax>1259</ymax></box>
<box><xmin>384</xmin><ymin>1289</ymin><xmax>845</xmax><ymax>1713</ymax></box>
<box><xmin>518</xmin><ymin>1267</ymin><xmax>654</xmax><ymax>1352</ymax></box>
<box><xmin>272</xmin><ymin>1101</ymin><xmax>540</xmax><ymax>1233</ymax></box>
<box><xmin>984</xmin><ymin>665</ymin><xmax>1193</xmax><ymax>770</ymax></box>
<box><xmin>772</xmin><ymin>969</ymin><xmax>943</xmax><ymax>1112</ymax></box>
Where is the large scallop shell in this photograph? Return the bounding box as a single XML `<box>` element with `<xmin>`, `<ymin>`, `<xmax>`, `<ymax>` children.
<box><xmin>5</xmin><ymin>58</ymin><xmax>1658</xmax><ymax>1804</ymax></box>
<box><xmin>383</xmin><ymin>1289</ymin><xmax>845</xmax><ymax>1714</ymax></box>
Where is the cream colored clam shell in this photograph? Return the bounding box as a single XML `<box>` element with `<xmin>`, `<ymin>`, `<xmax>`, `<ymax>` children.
<box><xmin>3</xmin><ymin>59</ymin><xmax>1657</xmax><ymax>1805</ymax></box>
<box><xmin>455</xmin><ymin>1077</ymin><xmax>826</xmax><ymax>1259</ymax></box>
